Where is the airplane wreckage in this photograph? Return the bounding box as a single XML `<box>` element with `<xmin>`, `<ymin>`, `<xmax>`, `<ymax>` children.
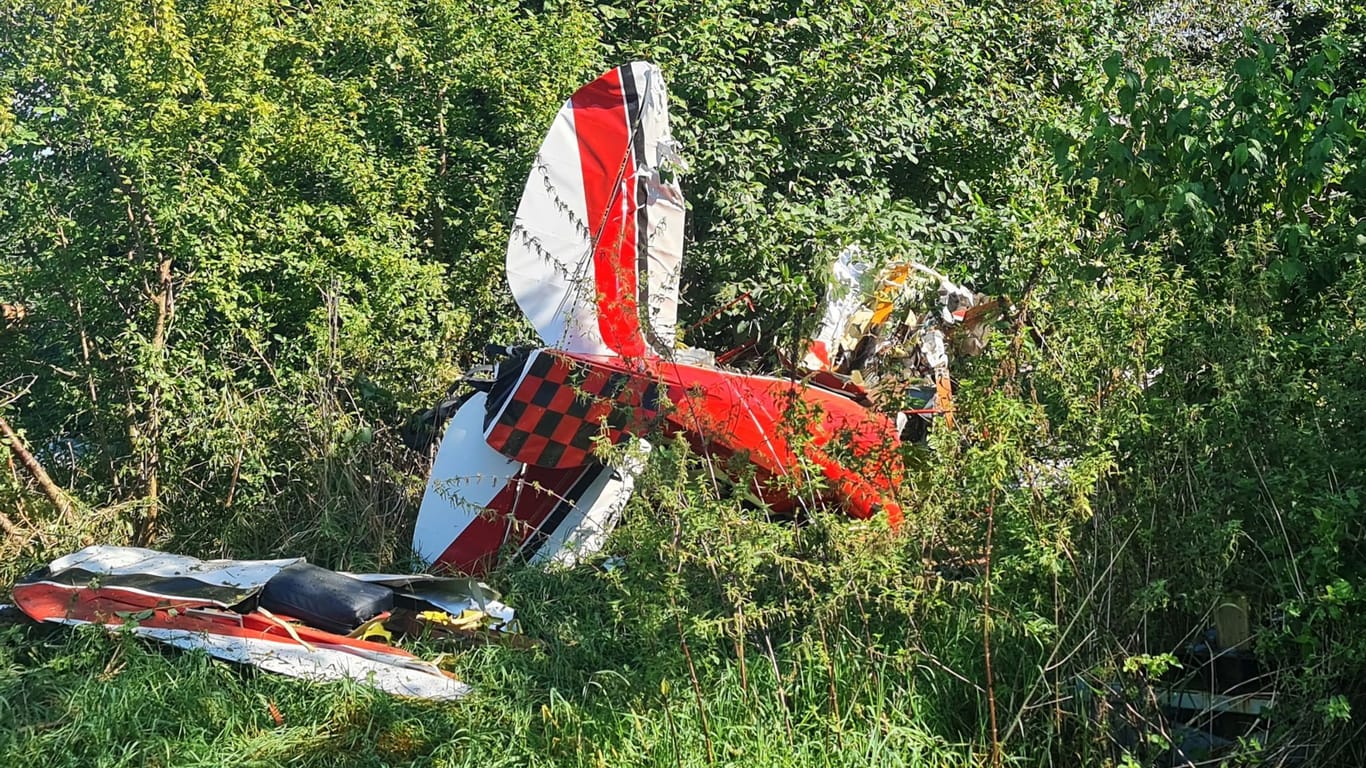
<box><xmin>11</xmin><ymin>63</ymin><xmax>997</xmax><ymax>698</ymax></box>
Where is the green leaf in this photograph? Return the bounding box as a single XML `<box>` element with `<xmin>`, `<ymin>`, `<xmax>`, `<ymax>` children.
<box><xmin>1102</xmin><ymin>52</ymin><xmax>1122</xmax><ymax>83</ymax></box>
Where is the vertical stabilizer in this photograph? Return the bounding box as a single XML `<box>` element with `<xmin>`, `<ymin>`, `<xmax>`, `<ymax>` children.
<box><xmin>506</xmin><ymin>62</ymin><xmax>684</xmax><ymax>358</ymax></box>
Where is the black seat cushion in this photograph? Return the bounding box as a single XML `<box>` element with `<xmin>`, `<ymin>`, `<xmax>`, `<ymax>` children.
<box><xmin>259</xmin><ymin>562</ymin><xmax>394</xmax><ymax>635</ymax></box>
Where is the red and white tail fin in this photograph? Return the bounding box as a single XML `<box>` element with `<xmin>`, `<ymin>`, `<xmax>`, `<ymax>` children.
<box><xmin>506</xmin><ymin>62</ymin><xmax>684</xmax><ymax>358</ymax></box>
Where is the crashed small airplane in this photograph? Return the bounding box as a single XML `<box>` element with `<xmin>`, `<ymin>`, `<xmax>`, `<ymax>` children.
<box><xmin>411</xmin><ymin>62</ymin><xmax>920</xmax><ymax>575</ymax></box>
<box><xmin>411</xmin><ymin>62</ymin><xmax>995</xmax><ymax>574</ymax></box>
<box><xmin>12</xmin><ymin>62</ymin><xmax>993</xmax><ymax>699</ymax></box>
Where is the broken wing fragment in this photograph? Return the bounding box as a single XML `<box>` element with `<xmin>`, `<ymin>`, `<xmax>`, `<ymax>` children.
<box><xmin>8</xmin><ymin>546</ymin><xmax>520</xmax><ymax>701</ymax></box>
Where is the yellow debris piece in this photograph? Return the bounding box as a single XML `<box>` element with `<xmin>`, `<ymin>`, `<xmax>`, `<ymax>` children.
<box><xmin>349</xmin><ymin>615</ymin><xmax>394</xmax><ymax>644</ymax></box>
<box><xmin>417</xmin><ymin>609</ymin><xmax>490</xmax><ymax>631</ymax></box>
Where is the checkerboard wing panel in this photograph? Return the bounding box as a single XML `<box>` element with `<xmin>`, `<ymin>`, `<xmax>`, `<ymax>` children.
<box><xmin>485</xmin><ymin>350</ymin><xmax>662</xmax><ymax>469</ymax></box>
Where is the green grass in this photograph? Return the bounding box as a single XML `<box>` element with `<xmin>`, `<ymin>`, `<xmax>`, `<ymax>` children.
<box><xmin>0</xmin><ymin>467</ymin><xmax>1007</xmax><ymax>768</ymax></box>
<box><xmin>0</xmin><ymin>574</ymin><xmax>985</xmax><ymax>768</ymax></box>
<box><xmin>0</xmin><ymin>438</ymin><xmax>1322</xmax><ymax>768</ymax></box>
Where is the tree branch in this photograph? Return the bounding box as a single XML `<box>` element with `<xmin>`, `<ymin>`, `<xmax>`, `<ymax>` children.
<box><xmin>0</xmin><ymin>413</ymin><xmax>76</xmax><ymax>522</ymax></box>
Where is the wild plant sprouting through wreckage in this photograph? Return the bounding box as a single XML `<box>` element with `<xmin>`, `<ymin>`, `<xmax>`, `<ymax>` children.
<box><xmin>11</xmin><ymin>62</ymin><xmax>994</xmax><ymax>700</ymax></box>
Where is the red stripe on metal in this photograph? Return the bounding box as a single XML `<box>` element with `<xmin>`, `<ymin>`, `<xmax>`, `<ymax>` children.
<box><xmin>571</xmin><ymin>66</ymin><xmax>645</xmax><ymax>357</ymax></box>
<box><xmin>13</xmin><ymin>582</ymin><xmax>424</xmax><ymax>659</ymax></box>
<box><xmin>13</xmin><ymin>581</ymin><xmax>220</xmax><ymax>620</ymax></box>
<box><xmin>433</xmin><ymin>478</ymin><xmax>520</xmax><ymax>575</ymax></box>
<box><xmin>432</xmin><ymin>465</ymin><xmax>594</xmax><ymax>575</ymax></box>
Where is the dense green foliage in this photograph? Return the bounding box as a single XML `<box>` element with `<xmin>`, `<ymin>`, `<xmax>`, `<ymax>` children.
<box><xmin>3</xmin><ymin>0</ymin><xmax>1365</xmax><ymax>765</ymax></box>
<box><xmin>0</xmin><ymin>0</ymin><xmax>600</xmax><ymax>555</ymax></box>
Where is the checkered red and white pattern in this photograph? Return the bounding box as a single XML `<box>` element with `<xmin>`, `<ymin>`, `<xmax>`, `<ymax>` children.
<box><xmin>413</xmin><ymin>389</ymin><xmax>641</xmax><ymax>576</ymax></box>
<box><xmin>483</xmin><ymin>349</ymin><xmax>661</xmax><ymax>470</ymax></box>
<box><xmin>483</xmin><ymin>348</ymin><xmax>904</xmax><ymax>525</ymax></box>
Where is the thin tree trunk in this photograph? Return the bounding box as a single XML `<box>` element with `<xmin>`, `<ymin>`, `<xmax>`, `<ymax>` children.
<box><xmin>117</xmin><ymin>164</ymin><xmax>173</xmax><ymax>545</ymax></box>
<box><xmin>0</xmin><ymin>508</ymin><xmax>18</xmax><ymax>537</ymax></box>
<box><xmin>139</xmin><ymin>256</ymin><xmax>173</xmax><ymax>544</ymax></box>
<box><xmin>983</xmin><ymin>496</ymin><xmax>1002</xmax><ymax>768</ymax></box>
<box><xmin>429</xmin><ymin>87</ymin><xmax>448</xmax><ymax>257</ymax></box>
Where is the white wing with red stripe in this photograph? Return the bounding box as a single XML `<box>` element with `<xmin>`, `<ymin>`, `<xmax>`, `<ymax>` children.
<box><xmin>412</xmin><ymin>392</ymin><xmax>522</xmax><ymax>569</ymax></box>
<box><xmin>413</xmin><ymin>392</ymin><xmax>640</xmax><ymax>574</ymax></box>
<box><xmin>506</xmin><ymin>62</ymin><xmax>684</xmax><ymax>358</ymax></box>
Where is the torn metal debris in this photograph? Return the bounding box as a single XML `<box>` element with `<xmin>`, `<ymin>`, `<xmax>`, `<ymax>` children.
<box><xmin>11</xmin><ymin>546</ymin><xmax>517</xmax><ymax>700</ymax></box>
